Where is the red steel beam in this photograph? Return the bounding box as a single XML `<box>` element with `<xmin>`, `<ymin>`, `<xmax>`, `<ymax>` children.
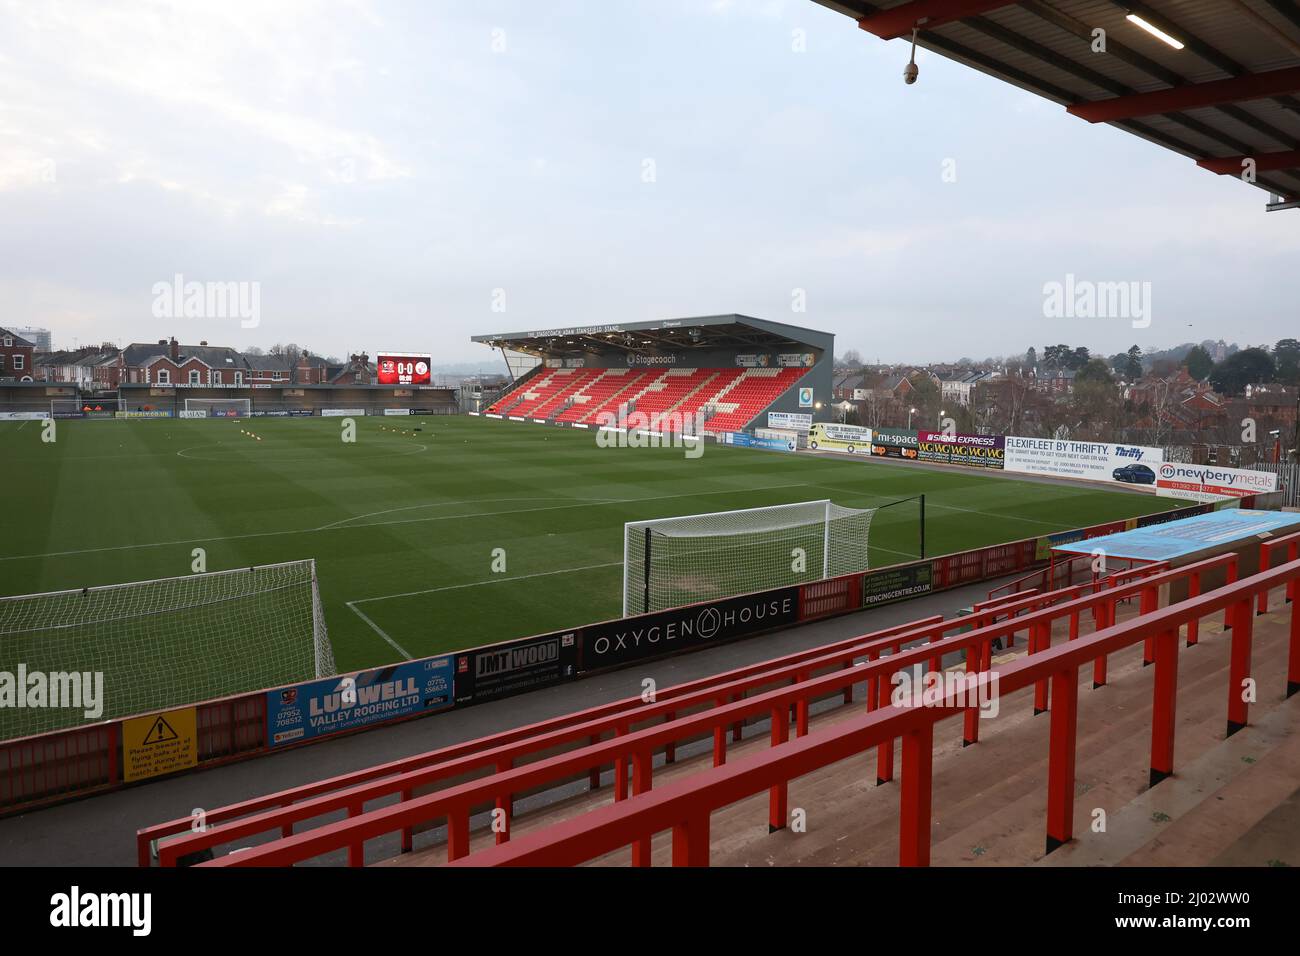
<box><xmin>1068</xmin><ymin>66</ymin><xmax>1300</xmax><ymax>123</ymax></box>
<box><xmin>856</xmin><ymin>0</ymin><xmax>1014</xmax><ymax>41</ymax></box>
<box><xmin>1197</xmin><ymin>149</ymin><xmax>1300</xmax><ymax>176</ymax></box>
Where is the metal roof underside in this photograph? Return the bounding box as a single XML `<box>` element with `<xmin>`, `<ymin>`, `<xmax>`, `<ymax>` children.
<box><xmin>472</xmin><ymin>315</ymin><xmax>828</xmax><ymax>358</ymax></box>
<box><xmin>814</xmin><ymin>0</ymin><xmax>1300</xmax><ymax>210</ymax></box>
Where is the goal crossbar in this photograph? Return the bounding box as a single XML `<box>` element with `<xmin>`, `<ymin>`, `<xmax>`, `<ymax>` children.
<box><xmin>0</xmin><ymin>560</ymin><xmax>335</xmax><ymax>740</ymax></box>
<box><xmin>622</xmin><ymin>499</ymin><xmax>874</xmax><ymax>616</ymax></box>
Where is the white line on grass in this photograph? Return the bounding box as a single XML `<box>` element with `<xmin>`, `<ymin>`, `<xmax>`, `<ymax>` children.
<box><xmin>0</xmin><ymin>482</ymin><xmax>812</xmax><ymax>563</ymax></box>
<box><xmin>352</xmin><ymin>561</ymin><xmax>623</xmax><ymax>604</ymax></box>
<box><xmin>315</xmin><ymin>496</ymin><xmax>624</xmax><ymax>532</ymax></box>
<box><xmin>807</xmin><ymin>483</ymin><xmax>1072</xmax><ymax>531</ymax></box>
<box><xmin>345</xmin><ymin>601</ymin><xmax>414</xmax><ymax>659</ymax></box>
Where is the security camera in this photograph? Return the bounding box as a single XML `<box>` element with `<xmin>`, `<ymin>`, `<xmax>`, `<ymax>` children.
<box><xmin>904</xmin><ymin>25</ymin><xmax>920</xmax><ymax>85</ymax></box>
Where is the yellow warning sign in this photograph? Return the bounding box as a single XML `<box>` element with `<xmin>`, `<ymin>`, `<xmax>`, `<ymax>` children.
<box><xmin>122</xmin><ymin>707</ymin><xmax>198</xmax><ymax>782</ymax></box>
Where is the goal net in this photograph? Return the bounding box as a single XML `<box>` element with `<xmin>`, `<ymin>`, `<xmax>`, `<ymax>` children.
<box><xmin>184</xmin><ymin>397</ymin><xmax>251</xmax><ymax>418</ymax></box>
<box><xmin>623</xmin><ymin>499</ymin><xmax>874</xmax><ymax>616</ymax></box>
<box><xmin>0</xmin><ymin>560</ymin><xmax>335</xmax><ymax>740</ymax></box>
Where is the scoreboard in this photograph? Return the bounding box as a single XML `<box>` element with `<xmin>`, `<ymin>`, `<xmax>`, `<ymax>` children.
<box><xmin>376</xmin><ymin>352</ymin><xmax>432</xmax><ymax>386</ymax></box>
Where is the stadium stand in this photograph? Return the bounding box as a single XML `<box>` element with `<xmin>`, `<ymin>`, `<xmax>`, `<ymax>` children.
<box><xmin>148</xmin><ymin>548</ymin><xmax>1300</xmax><ymax>868</ymax></box>
<box><xmin>555</xmin><ymin>369</ymin><xmax>656</xmax><ymax>424</ymax></box>
<box><xmin>616</xmin><ymin>368</ymin><xmax>717</xmax><ymax>428</ymax></box>
<box><xmin>488</xmin><ymin>364</ymin><xmax>811</xmax><ymax>433</ymax></box>
<box><xmin>701</xmin><ymin>367</ymin><xmax>809</xmax><ymax>433</ymax></box>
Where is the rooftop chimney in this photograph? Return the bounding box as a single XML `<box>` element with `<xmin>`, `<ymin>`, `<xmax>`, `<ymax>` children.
<box><xmin>169</xmin><ymin>337</ymin><xmax>179</xmax><ymax>361</ymax></box>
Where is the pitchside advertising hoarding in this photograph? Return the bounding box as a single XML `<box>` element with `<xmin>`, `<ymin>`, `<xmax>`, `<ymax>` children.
<box><xmin>267</xmin><ymin>657</ymin><xmax>454</xmax><ymax>747</ymax></box>
<box><xmin>808</xmin><ymin>422</ymin><xmax>873</xmax><ymax>454</ymax></box>
<box><xmin>376</xmin><ymin>352</ymin><xmax>433</xmax><ymax>386</ymax></box>
<box><xmin>582</xmin><ymin>588</ymin><xmax>800</xmax><ymax>669</ymax></box>
<box><xmin>1155</xmin><ymin>462</ymin><xmax>1278</xmax><ymax>503</ymax></box>
<box><xmin>871</xmin><ymin>427</ymin><xmax>919</xmax><ymax>460</ymax></box>
<box><xmin>768</xmin><ymin>411</ymin><xmax>813</xmax><ymax>432</ymax></box>
<box><xmin>721</xmin><ymin>432</ymin><xmax>797</xmax><ymax>452</ymax></box>
<box><xmin>1004</xmin><ymin>437</ymin><xmax>1163</xmax><ymax>486</ymax></box>
<box><xmin>862</xmin><ymin>563</ymin><xmax>933</xmax><ymax>607</ymax></box>
<box><xmin>916</xmin><ymin>431</ymin><xmax>1005</xmax><ymax>468</ymax></box>
<box><xmin>454</xmin><ymin>630</ymin><xmax>578</xmax><ymax>706</ymax></box>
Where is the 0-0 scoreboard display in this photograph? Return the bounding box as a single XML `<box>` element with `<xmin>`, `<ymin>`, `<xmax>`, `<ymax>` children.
<box><xmin>377</xmin><ymin>352</ymin><xmax>432</xmax><ymax>386</ymax></box>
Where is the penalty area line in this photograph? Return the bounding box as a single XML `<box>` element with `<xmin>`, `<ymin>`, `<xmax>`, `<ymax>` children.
<box><xmin>346</xmin><ymin>601</ymin><xmax>414</xmax><ymax>660</ymax></box>
<box><xmin>353</xmin><ymin>561</ymin><xmax>622</xmax><ymax>605</ymax></box>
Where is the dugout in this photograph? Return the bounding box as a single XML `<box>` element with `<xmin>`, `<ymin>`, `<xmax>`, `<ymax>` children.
<box><xmin>1051</xmin><ymin>509</ymin><xmax>1300</xmax><ymax>605</ymax></box>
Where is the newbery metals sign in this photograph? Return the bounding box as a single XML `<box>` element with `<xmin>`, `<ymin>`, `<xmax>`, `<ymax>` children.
<box><xmin>1156</xmin><ymin>463</ymin><xmax>1278</xmax><ymax>503</ymax></box>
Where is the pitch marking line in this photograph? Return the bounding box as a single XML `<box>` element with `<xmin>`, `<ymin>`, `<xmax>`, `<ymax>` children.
<box><xmin>316</xmin><ymin>496</ymin><xmax>623</xmax><ymax>532</ymax></box>
<box><xmin>352</xmin><ymin>561</ymin><xmax>624</xmax><ymax>604</ymax></box>
<box><xmin>0</xmin><ymin>482</ymin><xmax>812</xmax><ymax>563</ymax></box>
<box><xmin>346</xmin><ymin>602</ymin><xmax>415</xmax><ymax>660</ymax></box>
<box><xmin>807</xmin><ymin>483</ymin><xmax>1081</xmax><ymax>531</ymax></box>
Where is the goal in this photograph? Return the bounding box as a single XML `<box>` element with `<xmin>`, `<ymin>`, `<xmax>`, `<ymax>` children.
<box><xmin>50</xmin><ymin>399</ymin><xmax>87</xmax><ymax>419</ymax></box>
<box><xmin>184</xmin><ymin>397</ymin><xmax>251</xmax><ymax>418</ymax></box>
<box><xmin>623</xmin><ymin>500</ymin><xmax>875</xmax><ymax>616</ymax></box>
<box><xmin>0</xmin><ymin>560</ymin><xmax>335</xmax><ymax>740</ymax></box>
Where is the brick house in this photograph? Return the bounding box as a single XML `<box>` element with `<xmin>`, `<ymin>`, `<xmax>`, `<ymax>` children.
<box><xmin>0</xmin><ymin>327</ymin><xmax>36</xmax><ymax>381</ymax></box>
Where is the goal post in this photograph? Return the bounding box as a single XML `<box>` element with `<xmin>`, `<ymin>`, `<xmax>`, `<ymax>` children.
<box><xmin>184</xmin><ymin>397</ymin><xmax>251</xmax><ymax>418</ymax></box>
<box><xmin>622</xmin><ymin>499</ymin><xmax>875</xmax><ymax>616</ymax></box>
<box><xmin>0</xmin><ymin>560</ymin><xmax>336</xmax><ymax>740</ymax></box>
<box><xmin>50</xmin><ymin>399</ymin><xmax>87</xmax><ymax>419</ymax></box>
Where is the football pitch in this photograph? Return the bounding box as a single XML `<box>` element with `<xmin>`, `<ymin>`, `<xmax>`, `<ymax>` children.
<box><xmin>0</xmin><ymin>415</ymin><xmax>1178</xmax><ymax>675</ymax></box>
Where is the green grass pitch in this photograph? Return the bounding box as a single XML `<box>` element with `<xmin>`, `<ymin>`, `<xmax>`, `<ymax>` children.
<box><xmin>1</xmin><ymin>415</ymin><xmax>1178</xmax><ymax>678</ymax></box>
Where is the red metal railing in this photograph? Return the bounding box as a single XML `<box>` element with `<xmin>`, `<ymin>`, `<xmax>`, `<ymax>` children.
<box><xmin>3</xmin><ymin>501</ymin><xmax>1224</xmax><ymax>820</ymax></box>
<box><xmin>138</xmin><ymin>616</ymin><xmax>938</xmax><ymax>865</ymax></box>
<box><xmin>443</xmin><ymin>557</ymin><xmax>1300</xmax><ymax>868</ymax></box>
<box><xmin>190</xmin><ymin>555</ymin><xmax>1234</xmax><ymax>867</ymax></box>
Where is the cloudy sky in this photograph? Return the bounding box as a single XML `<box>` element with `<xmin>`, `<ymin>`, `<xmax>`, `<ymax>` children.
<box><xmin>2</xmin><ymin>0</ymin><xmax>1296</xmax><ymax>368</ymax></box>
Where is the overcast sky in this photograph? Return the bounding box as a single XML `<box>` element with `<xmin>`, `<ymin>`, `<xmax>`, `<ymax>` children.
<box><xmin>2</xmin><ymin>0</ymin><xmax>1296</xmax><ymax>368</ymax></box>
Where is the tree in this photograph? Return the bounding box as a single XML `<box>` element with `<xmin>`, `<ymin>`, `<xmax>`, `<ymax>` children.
<box><xmin>1184</xmin><ymin>344</ymin><xmax>1213</xmax><ymax>381</ymax></box>
<box><xmin>1043</xmin><ymin>344</ymin><xmax>1073</xmax><ymax>370</ymax></box>
<box><xmin>1209</xmin><ymin>348</ymin><xmax>1276</xmax><ymax>396</ymax></box>
<box><xmin>1025</xmin><ymin>346</ymin><xmax>1037</xmax><ymax>369</ymax></box>
<box><xmin>1274</xmin><ymin>338</ymin><xmax>1300</xmax><ymax>385</ymax></box>
<box><xmin>907</xmin><ymin>375</ymin><xmax>942</xmax><ymax>423</ymax></box>
<box><xmin>1068</xmin><ymin>346</ymin><xmax>1091</xmax><ymax>371</ymax></box>
<box><xmin>244</xmin><ymin>345</ymin><xmax>265</xmax><ymax>356</ymax></box>
<box><xmin>1075</xmin><ymin>358</ymin><xmax>1115</xmax><ymax>385</ymax></box>
<box><xmin>1123</xmin><ymin>345</ymin><xmax>1143</xmax><ymax>381</ymax></box>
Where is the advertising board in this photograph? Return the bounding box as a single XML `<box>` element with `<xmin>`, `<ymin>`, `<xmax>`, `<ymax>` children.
<box><xmin>915</xmin><ymin>431</ymin><xmax>1005</xmax><ymax>469</ymax></box>
<box><xmin>1154</xmin><ymin>462</ymin><xmax>1278</xmax><ymax>503</ymax></box>
<box><xmin>768</xmin><ymin>411</ymin><xmax>813</xmax><ymax>432</ymax></box>
<box><xmin>267</xmin><ymin>658</ymin><xmax>453</xmax><ymax>747</ymax></box>
<box><xmin>1004</xmin><ymin>437</ymin><xmax>1163</xmax><ymax>486</ymax></box>
<box><xmin>721</xmin><ymin>432</ymin><xmax>797</xmax><ymax>452</ymax></box>
<box><xmin>870</xmin><ymin>427</ymin><xmax>919</xmax><ymax>460</ymax></box>
<box><xmin>454</xmin><ymin>631</ymin><xmax>578</xmax><ymax>706</ymax></box>
<box><xmin>808</xmin><ymin>422</ymin><xmax>873</xmax><ymax>454</ymax></box>
<box><xmin>583</xmin><ymin>588</ymin><xmax>800</xmax><ymax>669</ymax></box>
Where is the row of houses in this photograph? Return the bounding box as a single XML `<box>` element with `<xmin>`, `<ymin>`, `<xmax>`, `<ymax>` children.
<box><xmin>833</xmin><ymin>367</ymin><xmax>1010</xmax><ymax>406</ymax></box>
<box><xmin>0</xmin><ymin>328</ymin><xmax>379</xmax><ymax>389</ymax></box>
